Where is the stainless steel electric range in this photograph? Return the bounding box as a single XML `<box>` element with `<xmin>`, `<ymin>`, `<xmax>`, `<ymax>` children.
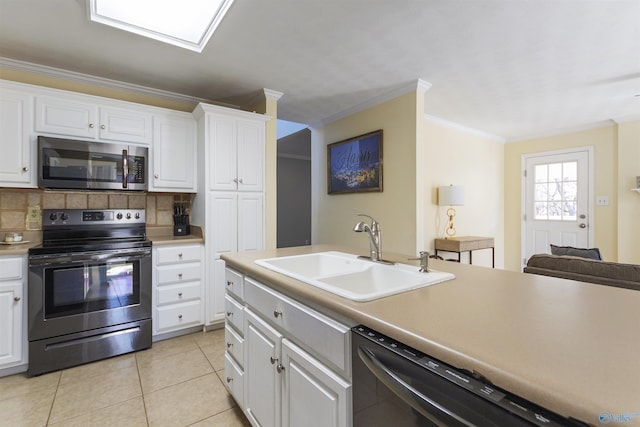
<box><xmin>27</xmin><ymin>209</ymin><xmax>152</xmax><ymax>376</ymax></box>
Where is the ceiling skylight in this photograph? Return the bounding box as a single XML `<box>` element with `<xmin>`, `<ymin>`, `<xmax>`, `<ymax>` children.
<box><xmin>88</xmin><ymin>0</ymin><xmax>234</xmax><ymax>52</ymax></box>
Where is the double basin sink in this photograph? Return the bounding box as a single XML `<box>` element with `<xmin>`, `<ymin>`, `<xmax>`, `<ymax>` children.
<box><xmin>255</xmin><ymin>251</ymin><xmax>455</xmax><ymax>301</ymax></box>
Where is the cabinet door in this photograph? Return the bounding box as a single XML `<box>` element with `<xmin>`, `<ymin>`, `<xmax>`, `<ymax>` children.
<box><xmin>0</xmin><ymin>88</ymin><xmax>33</xmax><ymax>185</ymax></box>
<box><xmin>236</xmin><ymin>118</ymin><xmax>264</xmax><ymax>192</ymax></box>
<box><xmin>282</xmin><ymin>339</ymin><xmax>351</xmax><ymax>427</ymax></box>
<box><xmin>151</xmin><ymin>114</ymin><xmax>196</xmax><ymax>191</ymax></box>
<box><xmin>238</xmin><ymin>193</ymin><xmax>264</xmax><ymax>252</ymax></box>
<box><xmin>244</xmin><ymin>309</ymin><xmax>282</xmax><ymax>427</ymax></box>
<box><xmin>0</xmin><ymin>282</ymin><xmax>23</xmax><ymax>367</ymax></box>
<box><xmin>35</xmin><ymin>96</ymin><xmax>98</xmax><ymax>138</ymax></box>
<box><xmin>99</xmin><ymin>106</ymin><xmax>152</xmax><ymax>144</ymax></box>
<box><xmin>210</xmin><ymin>192</ymin><xmax>238</xmax><ymax>254</ymax></box>
<box><xmin>206</xmin><ymin>258</ymin><xmax>226</xmax><ymax>325</ymax></box>
<box><xmin>208</xmin><ymin>114</ymin><xmax>238</xmax><ymax>191</ymax></box>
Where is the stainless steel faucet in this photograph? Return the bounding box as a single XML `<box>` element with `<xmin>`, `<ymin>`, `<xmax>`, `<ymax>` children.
<box><xmin>353</xmin><ymin>214</ymin><xmax>382</xmax><ymax>262</ymax></box>
<box><xmin>409</xmin><ymin>251</ymin><xmax>430</xmax><ymax>272</ymax></box>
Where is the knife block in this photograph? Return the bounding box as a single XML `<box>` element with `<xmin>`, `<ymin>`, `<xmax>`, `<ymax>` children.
<box><xmin>173</xmin><ymin>215</ymin><xmax>190</xmax><ymax>236</ymax></box>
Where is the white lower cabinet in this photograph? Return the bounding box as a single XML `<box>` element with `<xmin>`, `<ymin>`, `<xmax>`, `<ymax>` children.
<box><xmin>152</xmin><ymin>244</ymin><xmax>204</xmax><ymax>337</ymax></box>
<box><xmin>223</xmin><ymin>267</ymin><xmax>352</xmax><ymax>427</ymax></box>
<box><xmin>0</xmin><ymin>256</ymin><xmax>27</xmax><ymax>373</ymax></box>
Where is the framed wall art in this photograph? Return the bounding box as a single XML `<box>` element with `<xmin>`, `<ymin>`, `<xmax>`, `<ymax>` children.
<box><xmin>327</xmin><ymin>129</ymin><xmax>383</xmax><ymax>194</ymax></box>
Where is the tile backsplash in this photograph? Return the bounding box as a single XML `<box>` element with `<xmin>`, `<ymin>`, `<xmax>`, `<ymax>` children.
<box><xmin>0</xmin><ymin>188</ymin><xmax>192</xmax><ymax>232</ymax></box>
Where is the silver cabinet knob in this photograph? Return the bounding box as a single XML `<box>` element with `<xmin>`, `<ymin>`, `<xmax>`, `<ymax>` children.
<box><xmin>273</xmin><ymin>310</ymin><xmax>282</xmax><ymax>318</ymax></box>
<box><xmin>233</xmin><ymin>178</ymin><xmax>238</xmax><ymax>183</ymax></box>
<box><xmin>276</xmin><ymin>364</ymin><xmax>285</xmax><ymax>373</ymax></box>
<box><xmin>239</xmin><ymin>178</ymin><xmax>244</xmax><ymax>184</ymax></box>
<box><xmin>154</xmin><ymin>174</ymin><xmax>159</xmax><ymax>179</ymax></box>
<box><xmin>14</xmin><ymin>296</ymin><xmax>20</xmax><ymax>302</ymax></box>
<box><xmin>579</xmin><ymin>223</ymin><xmax>587</xmax><ymax>228</ymax></box>
<box><xmin>178</xmin><ymin>314</ymin><xmax>183</xmax><ymax>319</ymax></box>
<box><xmin>270</xmin><ymin>356</ymin><xmax>278</xmax><ymax>365</ymax></box>
<box><xmin>100</xmin><ymin>124</ymin><xmax>106</xmax><ymax>129</ymax></box>
<box><xmin>22</xmin><ymin>167</ymin><xmax>29</xmax><ymax>172</ymax></box>
<box><xmin>89</xmin><ymin>123</ymin><xmax>94</xmax><ymax>128</ymax></box>
<box><xmin>178</xmin><ymin>292</ymin><xmax>183</xmax><ymax>297</ymax></box>
<box><xmin>226</xmin><ymin>377</ymin><xmax>233</xmax><ymax>384</ymax></box>
<box><xmin>178</xmin><ymin>273</ymin><xmax>183</xmax><ymax>279</ymax></box>
<box><xmin>226</xmin><ymin>280</ymin><xmax>233</xmax><ymax>287</ymax></box>
<box><xmin>226</xmin><ymin>311</ymin><xmax>233</xmax><ymax>317</ymax></box>
<box><xmin>227</xmin><ymin>342</ymin><xmax>233</xmax><ymax>348</ymax></box>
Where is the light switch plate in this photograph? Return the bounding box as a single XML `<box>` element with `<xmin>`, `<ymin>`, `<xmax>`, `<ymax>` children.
<box><xmin>596</xmin><ymin>196</ymin><xmax>609</xmax><ymax>206</ymax></box>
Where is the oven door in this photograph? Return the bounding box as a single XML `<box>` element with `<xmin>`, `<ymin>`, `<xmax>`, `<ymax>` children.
<box><xmin>28</xmin><ymin>246</ymin><xmax>151</xmax><ymax>341</ymax></box>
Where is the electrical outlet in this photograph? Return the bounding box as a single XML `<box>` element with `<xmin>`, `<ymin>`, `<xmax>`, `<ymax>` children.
<box><xmin>596</xmin><ymin>196</ymin><xmax>609</xmax><ymax>206</ymax></box>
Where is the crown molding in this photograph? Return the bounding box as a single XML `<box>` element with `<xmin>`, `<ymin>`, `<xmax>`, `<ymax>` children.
<box><xmin>0</xmin><ymin>56</ymin><xmax>214</xmax><ymax>105</ymax></box>
<box><xmin>505</xmin><ymin>119</ymin><xmax>620</xmax><ymax>143</ymax></box>
<box><xmin>314</xmin><ymin>78</ymin><xmax>432</xmax><ymax>127</ymax></box>
<box><xmin>264</xmin><ymin>88</ymin><xmax>284</xmax><ymax>101</ymax></box>
<box><xmin>423</xmin><ymin>114</ymin><xmax>505</xmax><ymax>143</ymax></box>
<box><xmin>611</xmin><ymin>114</ymin><xmax>640</xmax><ymax>124</ymax></box>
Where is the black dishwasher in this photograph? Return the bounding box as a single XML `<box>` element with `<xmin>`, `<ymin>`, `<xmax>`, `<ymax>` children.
<box><xmin>352</xmin><ymin>326</ymin><xmax>587</xmax><ymax>427</ymax></box>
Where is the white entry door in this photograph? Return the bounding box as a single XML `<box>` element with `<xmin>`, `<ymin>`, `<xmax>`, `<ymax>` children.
<box><xmin>523</xmin><ymin>148</ymin><xmax>592</xmax><ymax>265</ymax></box>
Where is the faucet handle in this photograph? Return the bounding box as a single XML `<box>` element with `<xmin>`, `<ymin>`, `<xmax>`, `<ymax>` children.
<box><xmin>408</xmin><ymin>251</ymin><xmax>430</xmax><ymax>272</ymax></box>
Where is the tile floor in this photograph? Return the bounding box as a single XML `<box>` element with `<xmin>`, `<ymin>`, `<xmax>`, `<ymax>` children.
<box><xmin>0</xmin><ymin>328</ymin><xmax>251</xmax><ymax>427</ymax></box>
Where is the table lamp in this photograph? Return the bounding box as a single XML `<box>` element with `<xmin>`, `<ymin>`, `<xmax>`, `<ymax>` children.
<box><xmin>438</xmin><ymin>185</ymin><xmax>465</xmax><ymax>238</ymax></box>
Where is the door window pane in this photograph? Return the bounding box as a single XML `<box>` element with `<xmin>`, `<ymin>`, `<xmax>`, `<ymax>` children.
<box><xmin>533</xmin><ymin>161</ymin><xmax>579</xmax><ymax>221</ymax></box>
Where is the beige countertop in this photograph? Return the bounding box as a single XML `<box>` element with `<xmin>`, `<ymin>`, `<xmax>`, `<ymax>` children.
<box><xmin>145</xmin><ymin>226</ymin><xmax>204</xmax><ymax>246</ymax></box>
<box><xmin>222</xmin><ymin>244</ymin><xmax>640</xmax><ymax>426</ymax></box>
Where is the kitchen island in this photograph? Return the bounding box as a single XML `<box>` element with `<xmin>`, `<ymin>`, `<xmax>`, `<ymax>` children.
<box><xmin>222</xmin><ymin>244</ymin><xmax>640</xmax><ymax>426</ymax></box>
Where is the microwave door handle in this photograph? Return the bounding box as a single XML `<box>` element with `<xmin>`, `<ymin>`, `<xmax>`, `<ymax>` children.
<box><xmin>357</xmin><ymin>346</ymin><xmax>474</xmax><ymax>427</ymax></box>
<box><xmin>122</xmin><ymin>149</ymin><xmax>128</xmax><ymax>189</ymax></box>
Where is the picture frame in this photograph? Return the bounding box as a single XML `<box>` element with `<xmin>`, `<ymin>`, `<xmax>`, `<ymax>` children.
<box><xmin>327</xmin><ymin>129</ymin><xmax>383</xmax><ymax>194</ymax></box>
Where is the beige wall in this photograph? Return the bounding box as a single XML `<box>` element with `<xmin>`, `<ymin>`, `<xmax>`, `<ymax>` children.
<box><xmin>504</xmin><ymin>125</ymin><xmax>619</xmax><ymax>270</ymax></box>
<box><xmin>312</xmin><ymin>91</ymin><xmax>419</xmax><ymax>256</ymax></box>
<box><xmin>617</xmin><ymin>120</ymin><xmax>640</xmax><ymax>264</ymax></box>
<box><xmin>420</xmin><ymin>122</ymin><xmax>505</xmax><ymax>268</ymax></box>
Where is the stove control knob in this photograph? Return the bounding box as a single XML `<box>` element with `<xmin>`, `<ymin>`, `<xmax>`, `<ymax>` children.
<box><xmin>135</xmin><ymin>212</ymin><xmax>140</xmax><ymax>219</ymax></box>
<box><xmin>61</xmin><ymin>213</ymin><xmax>69</xmax><ymax>221</ymax></box>
<box><xmin>126</xmin><ymin>212</ymin><xmax>132</xmax><ymax>219</ymax></box>
<box><xmin>116</xmin><ymin>212</ymin><xmax>123</xmax><ymax>220</ymax></box>
<box><xmin>49</xmin><ymin>212</ymin><xmax>58</xmax><ymax>221</ymax></box>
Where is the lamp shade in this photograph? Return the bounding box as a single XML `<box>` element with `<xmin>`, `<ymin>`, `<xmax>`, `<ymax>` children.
<box><xmin>438</xmin><ymin>185</ymin><xmax>465</xmax><ymax>206</ymax></box>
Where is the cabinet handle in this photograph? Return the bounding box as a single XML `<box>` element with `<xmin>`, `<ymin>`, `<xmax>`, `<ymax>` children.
<box><xmin>22</xmin><ymin>167</ymin><xmax>29</xmax><ymax>172</ymax></box>
<box><xmin>276</xmin><ymin>364</ymin><xmax>285</xmax><ymax>374</ymax></box>
<box><xmin>178</xmin><ymin>314</ymin><xmax>183</xmax><ymax>319</ymax></box>
<box><xmin>154</xmin><ymin>174</ymin><xmax>159</xmax><ymax>179</ymax></box>
<box><xmin>14</xmin><ymin>296</ymin><xmax>21</xmax><ymax>302</ymax></box>
<box><xmin>178</xmin><ymin>253</ymin><xmax>183</xmax><ymax>258</ymax></box>
<box><xmin>178</xmin><ymin>273</ymin><xmax>183</xmax><ymax>279</ymax></box>
<box><xmin>239</xmin><ymin>178</ymin><xmax>244</xmax><ymax>184</ymax></box>
<box><xmin>226</xmin><ymin>311</ymin><xmax>233</xmax><ymax>317</ymax></box>
<box><xmin>273</xmin><ymin>309</ymin><xmax>282</xmax><ymax>318</ymax></box>
<box><xmin>100</xmin><ymin>124</ymin><xmax>106</xmax><ymax>129</ymax></box>
<box><xmin>178</xmin><ymin>292</ymin><xmax>183</xmax><ymax>297</ymax></box>
<box><xmin>270</xmin><ymin>356</ymin><xmax>278</xmax><ymax>365</ymax></box>
<box><xmin>226</xmin><ymin>377</ymin><xmax>233</xmax><ymax>384</ymax></box>
<box><xmin>226</xmin><ymin>280</ymin><xmax>233</xmax><ymax>287</ymax></box>
<box><xmin>89</xmin><ymin>123</ymin><xmax>94</xmax><ymax>128</ymax></box>
<box><xmin>227</xmin><ymin>342</ymin><xmax>233</xmax><ymax>348</ymax></box>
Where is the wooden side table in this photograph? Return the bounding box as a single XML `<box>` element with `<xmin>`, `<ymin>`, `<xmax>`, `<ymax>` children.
<box><xmin>434</xmin><ymin>236</ymin><xmax>495</xmax><ymax>268</ymax></box>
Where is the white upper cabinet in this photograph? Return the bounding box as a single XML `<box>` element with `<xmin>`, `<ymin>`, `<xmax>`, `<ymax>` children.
<box><xmin>208</xmin><ymin>113</ymin><xmax>265</xmax><ymax>192</ymax></box>
<box><xmin>150</xmin><ymin>112</ymin><xmax>196</xmax><ymax>192</ymax></box>
<box><xmin>0</xmin><ymin>86</ymin><xmax>34</xmax><ymax>186</ymax></box>
<box><xmin>35</xmin><ymin>95</ymin><xmax>152</xmax><ymax>144</ymax></box>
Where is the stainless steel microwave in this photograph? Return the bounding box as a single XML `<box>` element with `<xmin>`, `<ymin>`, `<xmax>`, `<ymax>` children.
<box><xmin>38</xmin><ymin>136</ymin><xmax>148</xmax><ymax>191</ymax></box>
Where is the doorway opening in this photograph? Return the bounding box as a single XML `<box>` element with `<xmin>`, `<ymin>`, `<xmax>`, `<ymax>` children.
<box><xmin>277</xmin><ymin>120</ymin><xmax>311</xmax><ymax>248</ymax></box>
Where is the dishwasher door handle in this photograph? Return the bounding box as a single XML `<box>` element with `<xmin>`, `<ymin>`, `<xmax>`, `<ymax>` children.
<box><xmin>357</xmin><ymin>346</ymin><xmax>475</xmax><ymax>427</ymax></box>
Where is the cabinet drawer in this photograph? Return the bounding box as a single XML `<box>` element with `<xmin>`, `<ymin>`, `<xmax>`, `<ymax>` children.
<box><xmin>0</xmin><ymin>258</ymin><xmax>22</xmax><ymax>280</ymax></box>
<box><xmin>224</xmin><ymin>352</ymin><xmax>244</xmax><ymax>408</ymax></box>
<box><xmin>224</xmin><ymin>268</ymin><xmax>243</xmax><ymax>300</ymax></box>
<box><xmin>244</xmin><ymin>277</ymin><xmax>351</xmax><ymax>376</ymax></box>
<box><xmin>157</xmin><ymin>263</ymin><xmax>201</xmax><ymax>284</ymax></box>
<box><xmin>156</xmin><ymin>245</ymin><xmax>202</xmax><ymax>265</ymax></box>
<box><xmin>225</xmin><ymin>324</ymin><xmax>244</xmax><ymax>368</ymax></box>
<box><xmin>155</xmin><ymin>300</ymin><xmax>202</xmax><ymax>332</ymax></box>
<box><xmin>224</xmin><ymin>293</ymin><xmax>244</xmax><ymax>333</ymax></box>
<box><xmin>156</xmin><ymin>281</ymin><xmax>201</xmax><ymax>305</ymax></box>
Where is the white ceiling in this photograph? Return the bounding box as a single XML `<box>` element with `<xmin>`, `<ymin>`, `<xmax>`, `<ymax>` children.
<box><xmin>1</xmin><ymin>0</ymin><xmax>638</xmax><ymax>141</ymax></box>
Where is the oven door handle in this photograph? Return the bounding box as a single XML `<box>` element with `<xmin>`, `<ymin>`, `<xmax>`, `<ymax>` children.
<box><xmin>29</xmin><ymin>249</ymin><xmax>151</xmax><ymax>266</ymax></box>
<box><xmin>357</xmin><ymin>345</ymin><xmax>475</xmax><ymax>427</ymax></box>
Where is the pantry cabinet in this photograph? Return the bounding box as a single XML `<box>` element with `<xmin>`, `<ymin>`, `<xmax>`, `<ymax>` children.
<box><xmin>223</xmin><ymin>268</ymin><xmax>352</xmax><ymax>427</ymax></box>
<box><xmin>0</xmin><ymin>85</ymin><xmax>34</xmax><ymax>187</ymax></box>
<box><xmin>0</xmin><ymin>256</ymin><xmax>27</xmax><ymax>373</ymax></box>
<box><xmin>152</xmin><ymin>244</ymin><xmax>204</xmax><ymax>337</ymax></box>
<box><xmin>192</xmin><ymin>103</ymin><xmax>269</xmax><ymax>327</ymax></box>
